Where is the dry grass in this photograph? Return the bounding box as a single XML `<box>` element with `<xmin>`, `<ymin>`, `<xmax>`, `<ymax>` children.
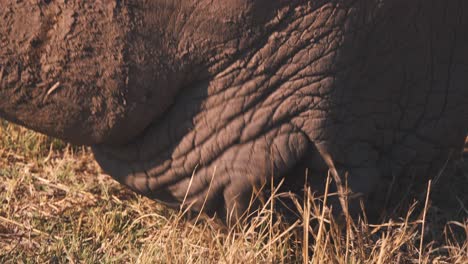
<box><xmin>0</xmin><ymin>121</ymin><xmax>467</xmax><ymax>263</ymax></box>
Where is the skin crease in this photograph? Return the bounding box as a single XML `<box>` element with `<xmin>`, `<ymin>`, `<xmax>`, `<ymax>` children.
<box><xmin>1</xmin><ymin>1</ymin><xmax>468</xmax><ymax>223</ymax></box>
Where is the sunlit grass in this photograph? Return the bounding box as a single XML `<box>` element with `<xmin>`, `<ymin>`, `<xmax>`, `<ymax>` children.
<box><xmin>0</xmin><ymin>122</ymin><xmax>467</xmax><ymax>263</ymax></box>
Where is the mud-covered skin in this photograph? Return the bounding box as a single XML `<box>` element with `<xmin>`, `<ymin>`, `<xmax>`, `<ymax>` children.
<box><xmin>0</xmin><ymin>0</ymin><xmax>277</xmax><ymax>144</ymax></box>
<box><xmin>1</xmin><ymin>1</ymin><xmax>468</xmax><ymax>221</ymax></box>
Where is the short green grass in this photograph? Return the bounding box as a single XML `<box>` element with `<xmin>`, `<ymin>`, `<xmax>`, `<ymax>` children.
<box><xmin>0</xmin><ymin>121</ymin><xmax>467</xmax><ymax>263</ymax></box>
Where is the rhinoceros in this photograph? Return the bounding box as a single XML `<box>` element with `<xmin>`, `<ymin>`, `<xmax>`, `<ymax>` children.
<box><xmin>1</xmin><ymin>0</ymin><xmax>467</xmax><ymax>222</ymax></box>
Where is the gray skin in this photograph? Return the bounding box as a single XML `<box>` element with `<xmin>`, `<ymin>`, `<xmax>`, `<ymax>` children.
<box><xmin>1</xmin><ymin>0</ymin><xmax>467</xmax><ymax>222</ymax></box>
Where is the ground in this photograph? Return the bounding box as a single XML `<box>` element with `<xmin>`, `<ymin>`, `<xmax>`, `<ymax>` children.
<box><xmin>0</xmin><ymin>121</ymin><xmax>467</xmax><ymax>263</ymax></box>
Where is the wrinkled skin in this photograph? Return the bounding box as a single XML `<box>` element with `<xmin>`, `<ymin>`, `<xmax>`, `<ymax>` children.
<box><xmin>1</xmin><ymin>0</ymin><xmax>467</xmax><ymax>222</ymax></box>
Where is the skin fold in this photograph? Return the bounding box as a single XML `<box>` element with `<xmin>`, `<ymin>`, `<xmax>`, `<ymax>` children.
<box><xmin>1</xmin><ymin>0</ymin><xmax>467</xmax><ymax>222</ymax></box>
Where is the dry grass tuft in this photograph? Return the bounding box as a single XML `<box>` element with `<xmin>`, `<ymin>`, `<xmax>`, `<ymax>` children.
<box><xmin>0</xmin><ymin>121</ymin><xmax>467</xmax><ymax>263</ymax></box>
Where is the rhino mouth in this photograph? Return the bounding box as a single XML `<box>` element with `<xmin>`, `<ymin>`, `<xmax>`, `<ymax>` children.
<box><xmin>91</xmin><ymin>68</ymin><xmax>320</xmax><ymax>216</ymax></box>
<box><xmin>91</xmin><ymin>78</ymin><xmax>218</xmax><ymax>209</ymax></box>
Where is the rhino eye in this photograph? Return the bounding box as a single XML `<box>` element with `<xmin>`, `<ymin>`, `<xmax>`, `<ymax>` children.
<box><xmin>43</xmin><ymin>0</ymin><xmax>52</xmax><ymax>4</ymax></box>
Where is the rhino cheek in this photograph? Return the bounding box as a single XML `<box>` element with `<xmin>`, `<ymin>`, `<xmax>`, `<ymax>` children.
<box><xmin>0</xmin><ymin>1</ymin><xmax>183</xmax><ymax>145</ymax></box>
<box><xmin>0</xmin><ymin>1</ymin><xmax>126</xmax><ymax>144</ymax></box>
